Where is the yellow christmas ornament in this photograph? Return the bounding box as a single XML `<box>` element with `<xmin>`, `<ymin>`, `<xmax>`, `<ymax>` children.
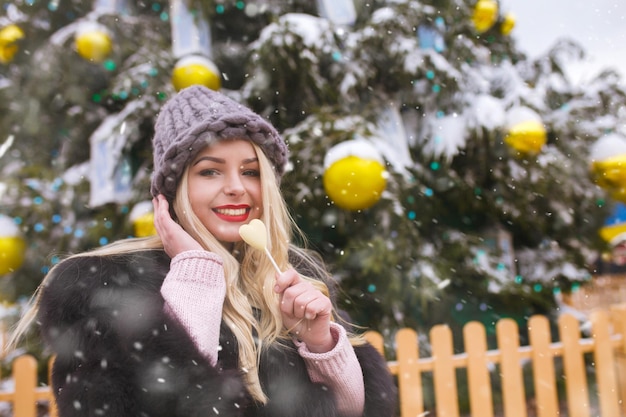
<box><xmin>591</xmin><ymin>155</ymin><xmax>626</xmax><ymax>203</ymax></box>
<box><xmin>590</xmin><ymin>134</ymin><xmax>626</xmax><ymax>203</ymax></box>
<box><xmin>0</xmin><ymin>215</ymin><xmax>25</xmax><ymax>275</ymax></box>
<box><xmin>74</xmin><ymin>22</ymin><xmax>113</xmax><ymax>63</ymax></box>
<box><xmin>504</xmin><ymin>107</ymin><xmax>547</xmax><ymax>154</ymax></box>
<box><xmin>500</xmin><ymin>12</ymin><xmax>516</xmax><ymax>36</ymax></box>
<box><xmin>129</xmin><ymin>201</ymin><xmax>156</xmax><ymax>237</ymax></box>
<box><xmin>323</xmin><ymin>139</ymin><xmax>388</xmax><ymax>211</ymax></box>
<box><xmin>0</xmin><ymin>24</ymin><xmax>25</xmax><ymax>64</ymax></box>
<box><xmin>171</xmin><ymin>55</ymin><xmax>221</xmax><ymax>92</ymax></box>
<box><xmin>472</xmin><ymin>0</ymin><xmax>498</xmax><ymax>33</ymax></box>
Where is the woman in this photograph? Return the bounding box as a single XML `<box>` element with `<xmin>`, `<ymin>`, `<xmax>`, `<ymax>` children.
<box><xmin>11</xmin><ymin>86</ymin><xmax>397</xmax><ymax>417</ymax></box>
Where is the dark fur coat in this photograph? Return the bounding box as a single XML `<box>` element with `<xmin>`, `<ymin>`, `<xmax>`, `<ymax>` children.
<box><xmin>37</xmin><ymin>249</ymin><xmax>397</xmax><ymax>417</ymax></box>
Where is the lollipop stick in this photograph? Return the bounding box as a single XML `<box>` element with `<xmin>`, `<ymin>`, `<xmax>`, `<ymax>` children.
<box><xmin>265</xmin><ymin>248</ymin><xmax>282</xmax><ymax>275</ymax></box>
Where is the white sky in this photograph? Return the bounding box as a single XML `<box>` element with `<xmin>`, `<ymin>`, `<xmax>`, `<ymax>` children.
<box><xmin>500</xmin><ymin>0</ymin><xmax>626</xmax><ymax>81</ymax></box>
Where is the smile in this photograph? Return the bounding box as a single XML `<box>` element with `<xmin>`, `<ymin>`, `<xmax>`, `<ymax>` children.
<box><xmin>213</xmin><ymin>206</ymin><xmax>251</xmax><ymax>222</ymax></box>
<box><xmin>214</xmin><ymin>207</ymin><xmax>249</xmax><ymax>216</ymax></box>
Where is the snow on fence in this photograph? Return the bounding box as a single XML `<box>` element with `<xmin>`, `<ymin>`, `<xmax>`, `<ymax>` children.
<box><xmin>2</xmin><ymin>306</ymin><xmax>626</xmax><ymax>417</ymax></box>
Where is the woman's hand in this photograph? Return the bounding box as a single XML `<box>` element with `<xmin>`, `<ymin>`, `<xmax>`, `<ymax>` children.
<box><xmin>275</xmin><ymin>268</ymin><xmax>335</xmax><ymax>353</ymax></box>
<box><xmin>153</xmin><ymin>195</ymin><xmax>203</xmax><ymax>258</ymax></box>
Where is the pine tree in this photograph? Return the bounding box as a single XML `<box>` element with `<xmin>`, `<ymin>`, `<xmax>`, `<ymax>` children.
<box><xmin>1</xmin><ymin>0</ymin><xmax>624</xmax><ymax>350</ymax></box>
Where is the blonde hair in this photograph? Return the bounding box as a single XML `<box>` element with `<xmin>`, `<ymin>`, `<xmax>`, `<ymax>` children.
<box><xmin>8</xmin><ymin>141</ymin><xmax>360</xmax><ymax>404</ymax></box>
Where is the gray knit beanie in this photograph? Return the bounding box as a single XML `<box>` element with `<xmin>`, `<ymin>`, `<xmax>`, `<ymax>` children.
<box><xmin>150</xmin><ymin>85</ymin><xmax>288</xmax><ymax>201</ymax></box>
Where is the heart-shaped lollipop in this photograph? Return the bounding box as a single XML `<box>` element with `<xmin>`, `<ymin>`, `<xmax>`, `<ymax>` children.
<box><xmin>239</xmin><ymin>219</ymin><xmax>282</xmax><ymax>273</ymax></box>
<box><xmin>239</xmin><ymin>219</ymin><xmax>267</xmax><ymax>251</ymax></box>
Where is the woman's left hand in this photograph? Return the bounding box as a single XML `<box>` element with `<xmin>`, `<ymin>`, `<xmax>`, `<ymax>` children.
<box><xmin>275</xmin><ymin>268</ymin><xmax>335</xmax><ymax>353</ymax></box>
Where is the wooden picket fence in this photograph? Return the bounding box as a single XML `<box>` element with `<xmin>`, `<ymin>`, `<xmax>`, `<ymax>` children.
<box><xmin>365</xmin><ymin>304</ymin><xmax>626</xmax><ymax>417</ymax></box>
<box><xmin>0</xmin><ymin>356</ymin><xmax>56</xmax><ymax>417</ymax></box>
<box><xmin>2</xmin><ymin>306</ymin><xmax>626</xmax><ymax>416</ymax></box>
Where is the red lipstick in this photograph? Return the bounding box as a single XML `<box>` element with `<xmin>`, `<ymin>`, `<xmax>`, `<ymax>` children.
<box><xmin>213</xmin><ymin>205</ymin><xmax>251</xmax><ymax>222</ymax></box>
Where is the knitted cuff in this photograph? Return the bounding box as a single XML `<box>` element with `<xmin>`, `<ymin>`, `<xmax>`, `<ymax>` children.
<box><xmin>295</xmin><ymin>322</ymin><xmax>349</xmax><ymax>368</ymax></box>
<box><xmin>168</xmin><ymin>250</ymin><xmax>224</xmax><ymax>285</ymax></box>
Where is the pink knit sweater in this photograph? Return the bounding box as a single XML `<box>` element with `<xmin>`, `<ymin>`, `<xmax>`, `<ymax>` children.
<box><xmin>160</xmin><ymin>250</ymin><xmax>365</xmax><ymax>416</ymax></box>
